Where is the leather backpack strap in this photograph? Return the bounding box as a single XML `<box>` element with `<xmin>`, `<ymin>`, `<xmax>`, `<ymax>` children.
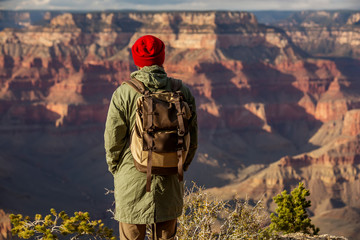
<box><xmin>177</xmin><ymin>138</ymin><xmax>184</xmax><ymax>182</ymax></box>
<box><xmin>146</xmin><ymin>146</ymin><xmax>153</xmax><ymax>192</ymax></box>
<box><xmin>144</xmin><ymin>96</ymin><xmax>154</xmax><ymax>131</ymax></box>
<box><xmin>174</xmin><ymin>94</ymin><xmax>186</xmax><ymax>136</ymax></box>
<box><xmin>174</xmin><ymin>93</ymin><xmax>185</xmax><ymax>182</ymax></box>
<box><xmin>124</xmin><ymin>78</ymin><xmax>148</xmax><ymax>94</ymax></box>
<box><xmin>145</xmin><ymin>95</ymin><xmax>154</xmax><ymax>192</ymax></box>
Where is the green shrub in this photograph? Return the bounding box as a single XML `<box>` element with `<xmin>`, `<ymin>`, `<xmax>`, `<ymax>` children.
<box><xmin>10</xmin><ymin>208</ymin><xmax>115</xmax><ymax>240</ymax></box>
<box><xmin>269</xmin><ymin>182</ymin><xmax>320</xmax><ymax>235</ymax></box>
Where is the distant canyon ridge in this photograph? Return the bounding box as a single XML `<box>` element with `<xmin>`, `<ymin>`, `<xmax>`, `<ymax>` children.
<box><xmin>0</xmin><ymin>10</ymin><xmax>360</xmax><ymax>239</ymax></box>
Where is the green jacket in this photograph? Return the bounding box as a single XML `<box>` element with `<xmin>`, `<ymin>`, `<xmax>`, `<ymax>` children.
<box><xmin>104</xmin><ymin>65</ymin><xmax>198</xmax><ymax>224</ymax></box>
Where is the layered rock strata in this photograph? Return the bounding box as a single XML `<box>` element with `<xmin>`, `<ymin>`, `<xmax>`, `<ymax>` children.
<box><xmin>0</xmin><ymin>10</ymin><xmax>360</xmax><ymax>240</ymax></box>
<box><xmin>277</xmin><ymin>11</ymin><xmax>360</xmax><ymax>58</ymax></box>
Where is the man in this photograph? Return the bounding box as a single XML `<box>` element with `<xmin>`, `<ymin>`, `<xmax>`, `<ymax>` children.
<box><xmin>104</xmin><ymin>35</ymin><xmax>198</xmax><ymax>240</ymax></box>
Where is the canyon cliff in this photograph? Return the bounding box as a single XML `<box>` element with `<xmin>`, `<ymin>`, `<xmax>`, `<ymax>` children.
<box><xmin>0</xmin><ymin>10</ymin><xmax>360</xmax><ymax>239</ymax></box>
<box><xmin>276</xmin><ymin>11</ymin><xmax>360</xmax><ymax>58</ymax></box>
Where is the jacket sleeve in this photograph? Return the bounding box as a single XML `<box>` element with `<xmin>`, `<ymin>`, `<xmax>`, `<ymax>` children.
<box><xmin>104</xmin><ymin>88</ymin><xmax>128</xmax><ymax>174</ymax></box>
<box><xmin>183</xmin><ymin>91</ymin><xmax>198</xmax><ymax>171</ymax></box>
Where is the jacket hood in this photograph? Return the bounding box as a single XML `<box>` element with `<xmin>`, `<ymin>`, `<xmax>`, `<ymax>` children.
<box><xmin>130</xmin><ymin>65</ymin><xmax>168</xmax><ymax>89</ymax></box>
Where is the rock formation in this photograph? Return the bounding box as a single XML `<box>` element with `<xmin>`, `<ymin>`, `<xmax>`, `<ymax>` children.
<box><xmin>0</xmin><ymin>10</ymin><xmax>360</xmax><ymax>239</ymax></box>
<box><xmin>276</xmin><ymin>11</ymin><xmax>360</xmax><ymax>58</ymax></box>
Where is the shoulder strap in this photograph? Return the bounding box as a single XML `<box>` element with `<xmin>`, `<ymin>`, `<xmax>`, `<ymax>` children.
<box><xmin>124</xmin><ymin>78</ymin><xmax>147</xmax><ymax>94</ymax></box>
<box><xmin>169</xmin><ymin>78</ymin><xmax>182</xmax><ymax>92</ymax></box>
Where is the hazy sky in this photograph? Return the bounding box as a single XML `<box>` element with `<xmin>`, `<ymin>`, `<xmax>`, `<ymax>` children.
<box><xmin>1</xmin><ymin>0</ymin><xmax>360</xmax><ymax>11</ymax></box>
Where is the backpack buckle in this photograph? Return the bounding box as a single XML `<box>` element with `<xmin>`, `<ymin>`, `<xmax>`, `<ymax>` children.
<box><xmin>178</xmin><ymin>129</ymin><xmax>185</xmax><ymax>136</ymax></box>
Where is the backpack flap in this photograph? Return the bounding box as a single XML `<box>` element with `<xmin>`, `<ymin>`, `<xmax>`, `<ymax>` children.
<box><xmin>141</xmin><ymin>92</ymin><xmax>191</xmax><ymax>131</ymax></box>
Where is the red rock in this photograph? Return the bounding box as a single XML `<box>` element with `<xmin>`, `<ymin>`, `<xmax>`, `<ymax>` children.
<box><xmin>0</xmin><ymin>210</ymin><xmax>11</xmax><ymax>240</ymax></box>
<box><xmin>342</xmin><ymin>110</ymin><xmax>360</xmax><ymax>136</ymax></box>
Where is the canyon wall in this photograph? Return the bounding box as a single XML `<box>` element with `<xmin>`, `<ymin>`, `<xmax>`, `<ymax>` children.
<box><xmin>1</xmin><ymin>10</ymin><xmax>360</xmax><ymax>239</ymax></box>
<box><xmin>276</xmin><ymin>11</ymin><xmax>360</xmax><ymax>58</ymax></box>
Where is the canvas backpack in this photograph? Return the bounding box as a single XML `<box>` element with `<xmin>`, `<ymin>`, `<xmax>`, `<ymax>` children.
<box><xmin>125</xmin><ymin>78</ymin><xmax>192</xmax><ymax>192</ymax></box>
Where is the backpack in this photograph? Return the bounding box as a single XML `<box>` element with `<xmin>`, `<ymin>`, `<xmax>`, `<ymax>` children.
<box><xmin>125</xmin><ymin>78</ymin><xmax>192</xmax><ymax>192</ymax></box>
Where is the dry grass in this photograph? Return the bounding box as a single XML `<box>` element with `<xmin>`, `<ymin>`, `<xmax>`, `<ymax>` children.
<box><xmin>146</xmin><ymin>182</ymin><xmax>274</xmax><ymax>240</ymax></box>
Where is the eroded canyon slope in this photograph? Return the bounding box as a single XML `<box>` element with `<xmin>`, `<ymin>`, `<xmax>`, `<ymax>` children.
<box><xmin>276</xmin><ymin>11</ymin><xmax>360</xmax><ymax>58</ymax></box>
<box><xmin>1</xmin><ymin>10</ymin><xmax>360</xmax><ymax>239</ymax></box>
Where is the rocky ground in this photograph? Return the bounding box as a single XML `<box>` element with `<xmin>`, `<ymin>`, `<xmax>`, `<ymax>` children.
<box><xmin>278</xmin><ymin>233</ymin><xmax>348</xmax><ymax>240</ymax></box>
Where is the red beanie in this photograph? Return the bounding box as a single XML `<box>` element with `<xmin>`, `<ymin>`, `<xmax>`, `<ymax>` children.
<box><xmin>131</xmin><ymin>35</ymin><xmax>165</xmax><ymax>67</ymax></box>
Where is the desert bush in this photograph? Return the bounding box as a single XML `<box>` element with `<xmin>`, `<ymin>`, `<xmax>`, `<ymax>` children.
<box><xmin>269</xmin><ymin>182</ymin><xmax>320</xmax><ymax>235</ymax></box>
<box><xmin>175</xmin><ymin>182</ymin><xmax>274</xmax><ymax>240</ymax></box>
<box><xmin>10</xmin><ymin>208</ymin><xmax>115</xmax><ymax>240</ymax></box>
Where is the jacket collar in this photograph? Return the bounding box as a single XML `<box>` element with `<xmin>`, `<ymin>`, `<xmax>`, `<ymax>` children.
<box><xmin>130</xmin><ymin>65</ymin><xmax>168</xmax><ymax>89</ymax></box>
